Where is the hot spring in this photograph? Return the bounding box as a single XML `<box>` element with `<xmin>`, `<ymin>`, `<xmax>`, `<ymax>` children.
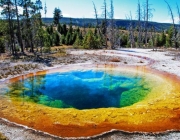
<box><xmin>0</xmin><ymin>64</ymin><xmax>180</xmax><ymax>137</ymax></box>
<box><xmin>4</xmin><ymin>69</ymin><xmax>152</xmax><ymax>110</ymax></box>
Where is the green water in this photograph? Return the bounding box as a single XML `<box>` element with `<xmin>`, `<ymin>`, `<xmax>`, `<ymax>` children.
<box><xmin>3</xmin><ymin>70</ymin><xmax>152</xmax><ymax>109</ymax></box>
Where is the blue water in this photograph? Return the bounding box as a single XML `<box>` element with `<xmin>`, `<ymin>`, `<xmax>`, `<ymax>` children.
<box><xmin>5</xmin><ymin>70</ymin><xmax>150</xmax><ymax>109</ymax></box>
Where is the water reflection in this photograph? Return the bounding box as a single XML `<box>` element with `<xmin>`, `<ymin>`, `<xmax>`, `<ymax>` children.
<box><xmin>5</xmin><ymin>70</ymin><xmax>152</xmax><ymax>109</ymax></box>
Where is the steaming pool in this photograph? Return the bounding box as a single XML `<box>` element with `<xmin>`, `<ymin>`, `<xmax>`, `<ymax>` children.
<box><xmin>0</xmin><ymin>64</ymin><xmax>180</xmax><ymax>138</ymax></box>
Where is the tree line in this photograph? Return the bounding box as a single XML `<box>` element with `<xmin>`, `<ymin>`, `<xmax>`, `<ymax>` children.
<box><xmin>0</xmin><ymin>0</ymin><xmax>45</xmax><ymax>55</ymax></box>
<box><xmin>78</xmin><ymin>0</ymin><xmax>180</xmax><ymax>50</ymax></box>
<box><xmin>0</xmin><ymin>0</ymin><xmax>180</xmax><ymax>56</ymax></box>
<box><xmin>72</xmin><ymin>0</ymin><xmax>180</xmax><ymax>50</ymax></box>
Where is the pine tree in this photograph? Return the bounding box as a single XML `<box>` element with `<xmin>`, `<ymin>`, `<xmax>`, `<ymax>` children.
<box><xmin>57</xmin><ymin>23</ymin><xmax>62</xmax><ymax>33</ymax></box>
<box><xmin>35</xmin><ymin>0</ymin><xmax>43</xmax><ymax>14</ymax></box>
<box><xmin>69</xmin><ymin>19</ymin><xmax>73</xmax><ymax>34</ymax></box>
<box><xmin>83</xmin><ymin>30</ymin><xmax>100</xmax><ymax>49</ymax></box>
<box><xmin>53</xmin><ymin>8</ymin><xmax>63</xmax><ymax>26</ymax></box>
<box><xmin>121</xmin><ymin>34</ymin><xmax>128</xmax><ymax>47</ymax></box>
<box><xmin>43</xmin><ymin>30</ymin><xmax>51</xmax><ymax>52</ymax></box>
<box><xmin>47</xmin><ymin>25</ymin><xmax>54</xmax><ymax>35</ymax></box>
<box><xmin>61</xmin><ymin>35</ymin><xmax>65</xmax><ymax>44</ymax></box>
<box><xmin>0</xmin><ymin>20</ymin><xmax>7</xmax><ymax>53</ymax></box>
<box><xmin>160</xmin><ymin>31</ymin><xmax>166</xmax><ymax>46</ymax></box>
<box><xmin>0</xmin><ymin>0</ymin><xmax>16</xmax><ymax>55</ymax></box>
<box><xmin>53</xmin><ymin>32</ymin><xmax>60</xmax><ymax>46</ymax></box>
<box><xmin>155</xmin><ymin>34</ymin><xmax>161</xmax><ymax>47</ymax></box>
<box><xmin>62</xmin><ymin>24</ymin><xmax>67</xmax><ymax>36</ymax></box>
<box><xmin>167</xmin><ymin>26</ymin><xmax>173</xmax><ymax>47</ymax></box>
<box><xmin>20</xmin><ymin>0</ymin><xmax>36</xmax><ymax>52</ymax></box>
<box><xmin>65</xmin><ymin>31</ymin><xmax>71</xmax><ymax>45</ymax></box>
<box><xmin>73</xmin><ymin>35</ymin><xmax>82</xmax><ymax>49</ymax></box>
<box><xmin>166</xmin><ymin>35</ymin><xmax>170</xmax><ymax>48</ymax></box>
<box><xmin>31</xmin><ymin>0</ymin><xmax>43</xmax><ymax>53</ymax></box>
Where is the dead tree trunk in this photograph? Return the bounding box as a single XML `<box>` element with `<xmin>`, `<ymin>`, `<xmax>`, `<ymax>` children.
<box><xmin>92</xmin><ymin>1</ymin><xmax>100</xmax><ymax>34</ymax></box>
<box><xmin>109</xmin><ymin>0</ymin><xmax>115</xmax><ymax>49</ymax></box>
<box><xmin>137</xmin><ymin>0</ymin><xmax>142</xmax><ymax>48</ymax></box>
<box><xmin>150</xmin><ymin>26</ymin><xmax>156</xmax><ymax>50</ymax></box>
<box><xmin>176</xmin><ymin>3</ymin><xmax>180</xmax><ymax>49</ymax></box>
<box><xmin>144</xmin><ymin>0</ymin><xmax>149</xmax><ymax>47</ymax></box>
<box><xmin>164</xmin><ymin>0</ymin><xmax>178</xmax><ymax>49</ymax></box>
<box><xmin>14</xmin><ymin>0</ymin><xmax>24</xmax><ymax>54</ymax></box>
<box><xmin>127</xmin><ymin>12</ymin><xmax>135</xmax><ymax>48</ymax></box>
<box><xmin>102</xmin><ymin>0</ymin><xmax>108</xmax><ymax>48</ymax></box>
<box><xmin>7</xmin><ymin>2</ymin><xmax>15</xmax><ymax>55</ymax></box>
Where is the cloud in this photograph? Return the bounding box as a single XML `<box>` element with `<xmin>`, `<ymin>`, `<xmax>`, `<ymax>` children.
<box><xmin>18</xmin><ymin>6</ymin><xmax>23</xmax><ymax>14</ymax></box>
<box><xmin>0</xmin><ymin>7</ymin><xmax>3</xmax><ymax>14</ymax></box>
<box><xmin>90</xmin><ymin>11</ymin><xmax>95</xmax><ymax>18</ymax></box>
<box><xmin>114</xmin><ymin>15</ymin><xmax>121</xmax><ymax>19</ymax></box>
<box><xmin>174</xmin><ymin>17</ymin><xmax>180</xmax><ymax>24</ymax></box>
<box><xmin>161</xmin><ymin>16</ymin><xmax>180</xmax><ymax>24</ymax></box>
<box><xmin>0</xmin><ymin>6</ymin><xmax>23</xmax><ymax>15</ymax></box>
<box><xmin>161</xmin><ymin>19</ymin><xmax>173</xmax><ymax>23</ymax></box>
<box><xmin>63</xmin><ymin>13</ymin><xmax>71</xmax><ymax>17</ymax></box>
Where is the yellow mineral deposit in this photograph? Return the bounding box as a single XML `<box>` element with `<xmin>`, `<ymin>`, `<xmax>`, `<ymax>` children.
<box><xmin>0</xmin><ymin>64</ymin><xmax>180</xmax><ymax>137</ymax></box>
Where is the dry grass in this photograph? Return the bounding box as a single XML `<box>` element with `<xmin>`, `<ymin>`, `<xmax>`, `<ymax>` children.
<box><xmin>109</xmin><ymin>57</ymin><xmax>121</xmax><ymax>62</ymax></box>
<box><xmin>50</xmin><ymin>52</ymin><xmax>67</xmax><ymax>58</ymax></box>
<box><xmin>51</xmin><ymin>45</ymin><xmax>73</xmax><ymax>50</ymax></box>
<box><xmin>50</xmin><ymin>45</ymin><xmax>73</xmax><ymax>57</ymax></box>
<box><xmin>0</xmin><ymin>132</ymin><xmax>7</xmax><ymax>140</ymax></box>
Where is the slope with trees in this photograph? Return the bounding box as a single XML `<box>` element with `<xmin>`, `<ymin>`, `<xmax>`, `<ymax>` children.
<box><xmin>0</xmin><ymin>0</ymin><xmax>179</xmax><ymax>61</ymax></box>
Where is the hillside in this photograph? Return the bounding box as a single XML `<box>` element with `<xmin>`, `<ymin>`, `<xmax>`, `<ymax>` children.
<box><xmin>42</xmin><ymin>17</ymin><xmax>173</xmax><ymax>31</ymax></box>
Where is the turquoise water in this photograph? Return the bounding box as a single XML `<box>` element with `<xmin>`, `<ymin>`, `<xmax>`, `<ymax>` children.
<box><xmin>5</xmin><ymin>70</ymin><xmax>151</xmax><ymax>109</ymax></box>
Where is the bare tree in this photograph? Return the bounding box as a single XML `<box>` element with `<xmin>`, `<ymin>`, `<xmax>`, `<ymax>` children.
<box><xmin>136</xmin><ymin>0</ymin><xmax>143</xmax><ymax>48</ymax></box>
<box><xmin>176</xmin><ymin>3</ymin><xmax>180</xmax><ymax>48</ymax></box>
<box><xmin>127</xmin><ymin>11</ymin><xmax>135</xmax><ymax>48</ymax></box>
<box><xmin>144</xmin><ymin>0</ymin><xmax>148</xmax><ymax>47</ymax></box>
<box><xmin>143</xmin><ymin>0</ymin><xmax>154</xmax><ymax>47</ymax></box>
<box><xmin>177</xmin><ymin>3</ymin><xmax>180</xmax><ymax>24</ymax></box>
<box><xmin>101</xmin><ymin>0</ymin><xmax>108</xmax><ymax>47</ymax></box>
<box><xmin>149</xmin><ymin>26</ymin><xmax>156</xmax><ymax>51</ymax></box>
<box><xmin>106</xmin><ymin>0</ymin><xmax>120</xmax><ymax>49</ymax></box>
<box><xmin>164</xmin><ymin>0</ymin><xmax>178</xmax><ymax>49</ymax></box>
<box><xmin>92</xmin><ymin>1</ymin><xmax>98</xmax><ymax>27</ymax></box>
<box><xmin>44</xmin><ymin>1</ymin><xmax>47</xmax><ymax>18</ymax></box>
<box><xmin>165</xmin><ymin>0</ymin><xmax>175</xmax><ymax>29</ymax></box>
<box><xmin>14</xmin><ymin>0</ymin><xmax>24</xmax><ymax>54</ymax></box>
<box><xmin>108</xmin><ymin>0</ymin><xmax>115</xmax><ymax>49</ymax></box>
<box><xmin>92</xmin><ymin>1</ymin><xmax>101</xmax><ymax>35</ymax></box>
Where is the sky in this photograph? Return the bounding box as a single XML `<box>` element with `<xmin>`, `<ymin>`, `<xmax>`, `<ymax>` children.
<box><xmin>39</xmin><ymin>0</ymin><xmax>180</xmax><ymax>23</ymax></box>
<box><xmin>0</xmin><ymin>0</ymin><xmax>179</xmax><ymax>23</ymax></box>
